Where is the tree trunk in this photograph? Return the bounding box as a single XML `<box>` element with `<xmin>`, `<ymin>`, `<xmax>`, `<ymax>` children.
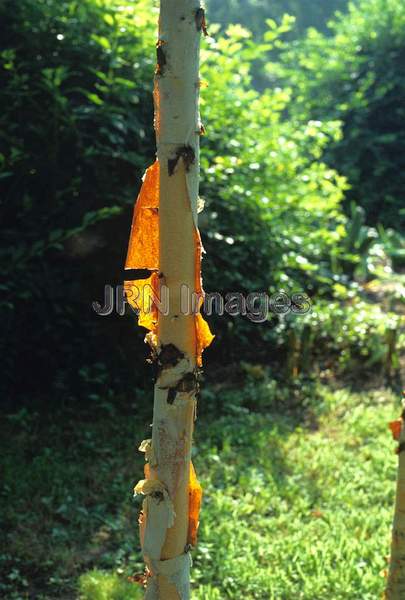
<box><xmin>125</xmin><ymin>2</ymin><xmax>212</xmax><ymax>599</ymax></box>
<box><xmin>386</xmin><ymin>412</ymin><xmax>405</xmax><ymax>599</ymax></box>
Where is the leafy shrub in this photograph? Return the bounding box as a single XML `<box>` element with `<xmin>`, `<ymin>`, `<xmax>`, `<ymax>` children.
<box><xmin>0</xmin><ymin>0</ymin><xmax>398</xmax><ymax>403</ymax></box>
<box><xmin>0</xmin><ymin>0</ymin><xmax>156</xmax><ymax>401</ymax></box>
<box><xmin>277</xmin><ymin>299</ymin><xmax>404</xmax><ymax>378</ymax></box>
<box><xmin>377</xmin><ymin>226</ymin><xmax>405</xmax><ymax>270</ymax></box>
<box><xmin>198</xmin><ymin>25</ymin><xmax>366</xmax><ymax>363</ymax></box>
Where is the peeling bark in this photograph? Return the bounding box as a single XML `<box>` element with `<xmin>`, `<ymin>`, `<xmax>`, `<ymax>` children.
<box><xmin>386</xmin><ymin>411</ymin><xmax>405</xmax><ymax>599</ymax></box>
<box><xmin>125</xmin><ymin>2</ymin><xmax>211</xmax><ymax>599</ymax></box>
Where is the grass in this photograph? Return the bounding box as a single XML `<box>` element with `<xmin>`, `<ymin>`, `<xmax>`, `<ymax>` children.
<box><xmin>78</xmin><ymin>571</ymin><xmax>142</xmax><ymax>600</ymax></box>
<box><xmin>192</xmin><ymin>386</ymin><xmax>397</xmax><ymax>599</ymax></box>
<box><xmin>0</xmin><ymin>382</ymin><xmax>400</xmax><ymax>599</ymax></box>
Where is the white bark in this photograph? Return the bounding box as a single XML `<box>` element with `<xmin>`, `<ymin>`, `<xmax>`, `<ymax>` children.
<box><xmin>155</xmin><ymin>0</ymin><xmax>201</xmax><ymax>225</ymax></box>
<box><xmin>137</xmin><ymin>3</ymin><xmax>204</xmax><ymax>600</ymax></box>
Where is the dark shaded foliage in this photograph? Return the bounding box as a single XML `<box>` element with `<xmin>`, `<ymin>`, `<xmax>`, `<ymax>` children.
<box><xmin>0</xmin><ymin>0</ymin><xmax>156</xmax><ymax>404</ymax></box>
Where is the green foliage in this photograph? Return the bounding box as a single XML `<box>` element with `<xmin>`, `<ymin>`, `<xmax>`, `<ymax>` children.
<box><xmin>79</xmin><ymin>570</ymin><xmax>142</xmax><ymax>600</ymax></box>
<box><xmin>199</xmin><ymin>24</ymin><xmax>385</xmax><ymax>364</ymax></box>
<box><xmin>334</xmin><ymin>203</ymin><xmax>378</xmax><ymax>280</ymax></box>
<box><xmin>0</xmin><ymin>0</ymin><xmax>156</xmax><ymax>400</ymax></box>
<box><xmin>201</xmin><ymin>368</ymin><xmax>324</xmax><ymax>416</ymax></box>
<box><xmin>0</xmin><ymin>0</ymin><xmax>400</xmax><ymax>399</ymax></box>
<box><xmin>282</xmin><ymin>0</ymin><xmax>405</xmax><ymax>228</ymax></box>
<box><xmin>280</xmin><ymin>299</ymin><xmax>404</xmax><ymax>378</ymax></box>
<box><xmin>378</xmin><ymin>225</ymin><xmax>405</xmax><ymax>270</ymax></box>
<box><xmin>205</xmin><ymin>0</ymin><xmax>349</xmax><ymax>38</ymax></box>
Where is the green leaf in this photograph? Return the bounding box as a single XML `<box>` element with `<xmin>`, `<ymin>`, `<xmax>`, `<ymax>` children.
<box><xmin>103</xmin><ymin>14</ymin><xmax>114</xmax><ymax>27</ymax></box>
<box><xmin>85</xmin><ymin>92</ymin><xmax>104</xmax><ymax>105</ymax></box>
<box><xmin>91</xmin><ymin>35</ymin><xmax>111</xmax><ymax>50</ymax></box>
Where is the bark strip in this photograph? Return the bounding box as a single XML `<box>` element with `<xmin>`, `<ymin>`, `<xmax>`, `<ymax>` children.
<box><xmin>386</xmin><ymin>411</ymin><xmax>405</xmax><ymax>599</ymax></box>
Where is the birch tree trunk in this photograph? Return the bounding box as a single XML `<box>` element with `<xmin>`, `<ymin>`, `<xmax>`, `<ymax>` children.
<box><xmin>125</xmin><ymin>2</ymin><xmax>210</xmax><ymax>599</ymax></box>
<box><xmin>386</xmin><ymin>412</ymin><xmax>405</xmax><ymax>599</ymax></box>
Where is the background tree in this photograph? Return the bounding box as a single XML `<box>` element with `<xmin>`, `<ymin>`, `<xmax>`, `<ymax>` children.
<box><xmin>282</xmin><ymin>0</ymin><xmax>405</xmax><ymax>229</ymax></box>
<box><xmin>205</xmin><ymin>0</ymin><xmax>349</xmax><ymax>38</ymax></box>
